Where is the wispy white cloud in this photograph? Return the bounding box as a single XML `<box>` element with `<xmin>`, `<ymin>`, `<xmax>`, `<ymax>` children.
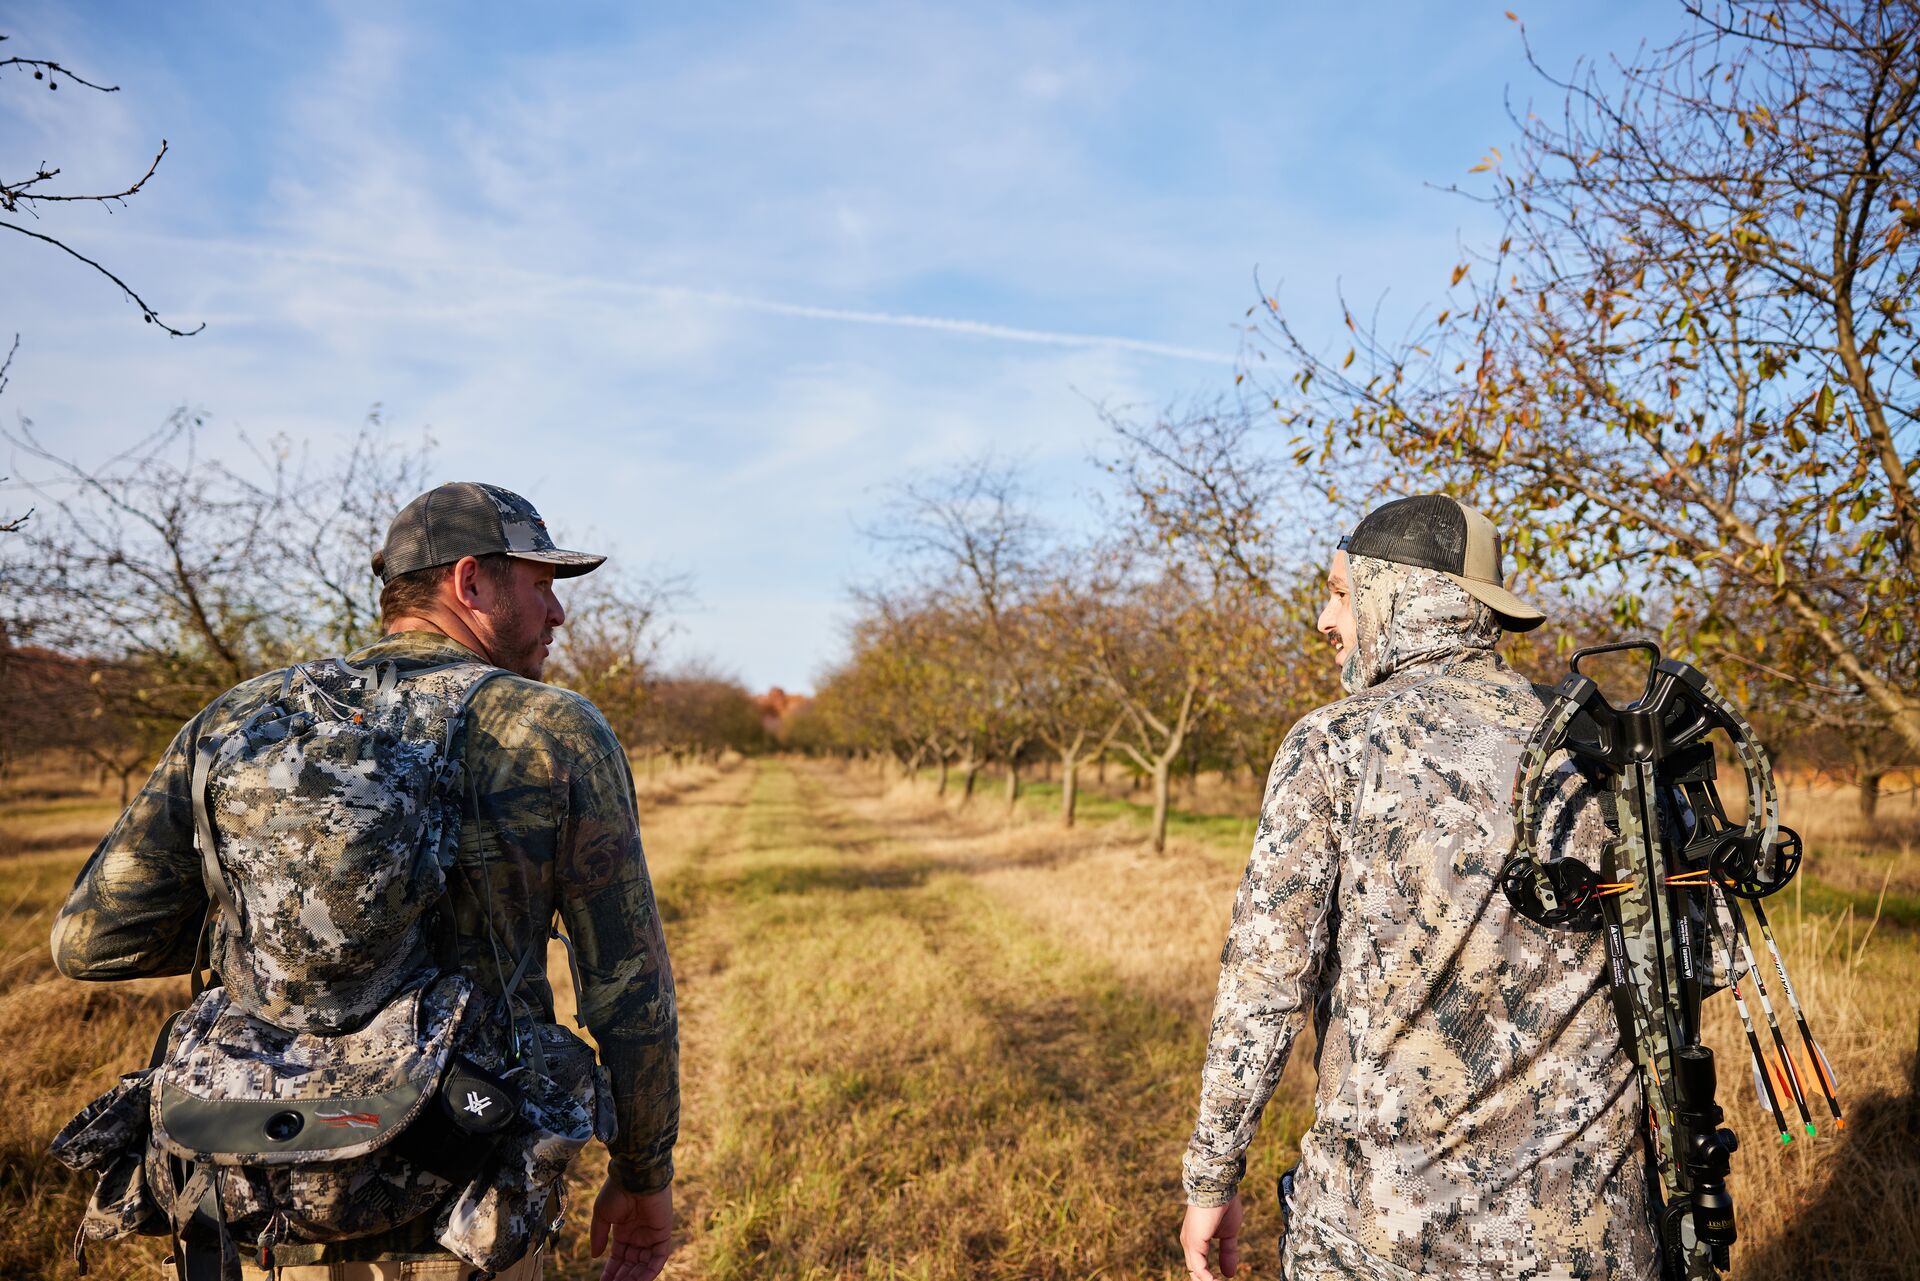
<box><xmin>109</xmin><ymin>232</ymin><xmax>1235</xmax><ymax>365</ymax></box>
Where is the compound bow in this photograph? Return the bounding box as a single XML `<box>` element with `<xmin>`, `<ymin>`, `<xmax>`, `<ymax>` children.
<box><xmin>1500</xmin><ymin>642</ymin><xmax>1842</xmax><ymax>1279</ymax></box>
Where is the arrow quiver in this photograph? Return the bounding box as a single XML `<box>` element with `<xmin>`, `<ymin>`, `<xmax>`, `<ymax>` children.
<box><xmin>1500</xmin><ymin>642</ymin><xmax>1842</xmax><ymax>1280</ymax></box>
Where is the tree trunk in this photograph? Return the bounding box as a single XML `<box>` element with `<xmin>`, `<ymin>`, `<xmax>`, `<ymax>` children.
<box><xmin>1006</xmin><ymin>759</ymin><xmax>1020</xmax><ymax>813</ymax></box>
<box><xmin>1859</xmin><ymin>770</ymin><xmax>1885</xmax><ymax>820</ymax></box>
<box><xmin>1150</xmin><ymin>759</ymin><xmax>1172</xmax><ymax>852</ymax></box>
<box><xmin>961</xmin><ymin>763</ymin><xmax>979</xmax><ymax>802</ymax></box>
<box><xmin>1061</xmin><ymin>751</ymin><xmax>1079</xmax><ymax>828</ymax></box>
<box><xmin>937</xmin><ymin>758</ymin><xmax>950</xmax><ymax>795</ymax></box>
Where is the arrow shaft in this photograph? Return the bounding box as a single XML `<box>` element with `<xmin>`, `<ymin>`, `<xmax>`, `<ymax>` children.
<box><xmin>1715</xmin><ymin>889</ymin><xmax>1814</xmax><ymax>1129</ymax></box>
<box><xmin>1750</xmin><ymin>897</ymin><xmax>1844</xmax><ymax>1124</ymax></box>
<box><xmin>1705</xmin><ymin>895</ymin><xmax>1790</xmax><ymax>1140</ymax></box>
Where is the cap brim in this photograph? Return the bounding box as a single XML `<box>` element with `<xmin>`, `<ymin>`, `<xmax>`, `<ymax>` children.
<box><xmin>510</xmin><ymin>548</ymin><xmax>606</xmax><ymax>579</ymax></box>
<box><xmin>1447</xmin><ymin>572</ymin><xmax>1545</xmax><ymax>632</ymax></box>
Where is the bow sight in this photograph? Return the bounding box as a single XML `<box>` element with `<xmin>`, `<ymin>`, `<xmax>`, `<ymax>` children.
<box><xmin>1501</xmin><ymin>642</ymin><xmax>1842</xmax><ymax>1279</ymax></box>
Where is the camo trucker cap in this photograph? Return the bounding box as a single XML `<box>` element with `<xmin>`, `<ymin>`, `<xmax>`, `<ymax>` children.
<box><xmin>1338</xmin><ymin>494</ymin><xmax>1544</xmax><ymax>632</ymax></box>
<box><xmin>372</xmin><ymin>481</ymin><xmax>605</xmax><ymax>582</ymax></box>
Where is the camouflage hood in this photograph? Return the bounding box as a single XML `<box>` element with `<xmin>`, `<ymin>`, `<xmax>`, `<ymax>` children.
<box><xmin>1340</xmin><ymin>554</ymin><xmax>1501</xmax><ymax>694</ymax></box>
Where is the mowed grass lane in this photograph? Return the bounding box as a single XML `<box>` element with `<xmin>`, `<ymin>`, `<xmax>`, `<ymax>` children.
<box><xmin>640</xmin><ymin>759</ymin><xmax>1918</xmax><ymax>1281</ymax></box>
<box><xmin>627</xmin><ymin>758</ymin><xmax>1277</xmax><ymax>1281</ymax></box>
<box><xmin>9</xmin><ymin>756</ymin><xmax>1913</xmax><ymax>1278</ymax></box>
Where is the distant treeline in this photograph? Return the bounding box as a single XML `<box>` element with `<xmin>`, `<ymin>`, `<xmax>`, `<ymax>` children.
<box><xmin>0</xmin><ymin>416</ymin><xmax>777</xmax><ymax>798</ymax></box>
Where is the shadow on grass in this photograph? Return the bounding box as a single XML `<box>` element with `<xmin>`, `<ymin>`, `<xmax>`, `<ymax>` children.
<box><xmin>657</xmin><ymin>855</ymin><xmax>929</xmax><ymax>925</ymax></box>
<box><xmin>0</xmin><ymin>830</ymin><xmax>101</xmax><ymax>859</ymax></box>
<box><xmin>729</xmin><ymin>859</ymin><xmax>929</xmax><ymax>899</ymax></box>
<box><xmin>1739</xmin><ymin>1019</ymin><xmax>1920</xmax><ymax>1280</ymax></box>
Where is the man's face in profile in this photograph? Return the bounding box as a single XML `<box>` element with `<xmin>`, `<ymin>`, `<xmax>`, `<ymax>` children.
<box><xmin>1317</xmin><ymin>549</ymin><xmax>1357</xmax><ymax>669</ymax></box>
<box><xmin>486</xmin><ymin>560</ymin><xmax>565</xmax><ymax>680</ymax></box>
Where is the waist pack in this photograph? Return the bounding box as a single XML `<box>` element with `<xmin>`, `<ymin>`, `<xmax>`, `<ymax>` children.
<box><xmin>51</xmin><ymin>656</ymin><xmax>616</xmax><ymax>1280</ymax></box>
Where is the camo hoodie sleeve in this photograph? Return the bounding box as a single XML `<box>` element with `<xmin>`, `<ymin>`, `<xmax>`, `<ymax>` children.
<box><xmin>50</xmin><ymin>716</ymin><xmax>207</xmax><ymax>980</ymax></box>
<box><xmin>1182</xmin><ymin>706</ymin><xmax>1346</xmax><ymax>1206</ymax></box>
<box><xmin>50</xmin><ymin>672</ymin><xmax>286</xmax><ymax>980</ymax></box>
<box><xmin>554</xmin><ymin>732</ymin><xmax>680</xmax><ymax>1195</ymax></box>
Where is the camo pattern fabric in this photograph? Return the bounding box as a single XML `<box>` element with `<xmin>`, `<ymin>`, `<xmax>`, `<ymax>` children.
<box><xmin>131</xmin><ymin>959</ymin><xmax>469</xmax><ymax>1249</ymax></box>
<box><xmin>438</xmin><ymin>1022</ymin><xmax>615</xmax><ymax>1271</ymax></box>
<box><xmin>137</xmin><ymin>988</ymin><xmax>611</xmax><ymax>1267</ymax></box>
<box><xmin>1602</xmin><ymin>766</ymin><xmax>1711</xmax><ymax>1278</ymax></box>
<box><xmin>199</xmin><ymin>658</ymin><xmax>495</xmax><ymax>1033</ymax></box>
<box><xmin>483</xmin><ymin>483</ymin><xmax>558</xmax><ymax>554</ymax></box>
<box><xmin>1183</xmin><ymin>556</ymin><xmax>1658</xmax><ymax>1280</ymax></box>
<box><xmin>149</xmin><ymin>976</ymin><xmax>471</xmax><ymax>1163</ymax></box>
<box><xmin>478</xmin><ymin>481</ymin><xmax>602</xmax><ymax>572</ymax></box>
<box><xmin>144</xmin><ymin>1136</ymin><xmax>457</xmax><ymax>1248</ymax></box>
<box><xmin>52</xmin><ymin>630</ymin><xmax>678</xmax><ymax>1265</ymax></box>
<box><xmin>50</xmin><ymin>1071</ymin><xmax>165</xmax><ymax>1247</ymax></box>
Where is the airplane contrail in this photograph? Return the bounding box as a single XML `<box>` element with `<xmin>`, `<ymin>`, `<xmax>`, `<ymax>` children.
<box><xmin>118</xmin><ymin>233</ymin><xmax>1239</xmax><ymax>367</ymax></box>
<box><xmin>642</xmin><ymin>286</ymin><xmax>1237</xmax><ymax>366</ymax></box>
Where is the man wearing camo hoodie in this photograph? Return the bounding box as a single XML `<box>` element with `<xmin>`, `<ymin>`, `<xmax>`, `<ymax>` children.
<box><xmin>1178</xmin><ymin>495</ymin><xmax>1658</xmax><ymax>1281</ymax></box>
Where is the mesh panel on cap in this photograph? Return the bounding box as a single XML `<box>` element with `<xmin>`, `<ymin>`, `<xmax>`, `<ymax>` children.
<box><xmin>377</xmin><ymin>492</ymin><xmax>437</xmax><ymax>580</ymax></box>
<box><xmin>424</xmin><ymin>484</ymin><xmax>512</xmax><ymax>559</ymax></box>
<box><xmin>375</xmin><ymin>482</ymin><xmax>511</xmax><ymax>580</ymax></box>
<box><xmin>1344</xmin><ymin>494</ymin><xmax>1467</xmax><ymax>575</ymax></box>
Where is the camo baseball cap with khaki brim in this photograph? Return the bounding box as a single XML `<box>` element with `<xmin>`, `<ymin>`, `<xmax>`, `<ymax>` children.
<box><xmin>1338</xmin><ymin>494</ymin><xmax>1545</xmax><ymax>632</ymax></box>
<box><xmin>372</xmin><ymin>481</ymin><xmax>605</xmax><ymax>582</ymax></box>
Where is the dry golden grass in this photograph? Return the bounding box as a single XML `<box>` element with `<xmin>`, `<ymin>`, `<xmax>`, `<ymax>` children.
<box><xmin>0</xmin><ymin>769</ymin><xmax>182</xmax><ymax>1280</ymax></box>
<box><xmin>0</xmin><ymin>759</ymin><xmax>734</xmax><ymax>1281</ymax></box>
<box><xmin>3</xmin><ymin>755</ymin><xmax>1915</xmax><ymax>1280</ymax></box>
<box><xmin>771</xmin><ymin>759</ymin><xmax>1918</xmax><ymax>1280</ymax></box>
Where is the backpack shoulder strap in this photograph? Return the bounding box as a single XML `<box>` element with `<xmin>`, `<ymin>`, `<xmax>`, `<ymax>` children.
<box><xmin>440</xmin><ymin>662</ymin><xmax>508</xmax><ymax>751</ymax></box>
<box><xmin>190</xmin><ymin>665</ymin><xmax>307</xmax><ymax>993</ymax></box>
<box><xmin>190</xmin><ymin>734</ymin><xmax>238</xmax><ymax>927</ymax></box>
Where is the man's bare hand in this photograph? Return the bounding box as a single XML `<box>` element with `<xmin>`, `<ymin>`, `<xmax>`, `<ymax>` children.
<box><xmin>1179</xmin><ymin>1194</ymin><xmax>1245</xmax><ymax>1281</ymax></box>
<box><xmin>590</xmin><ymin>1179</ymin><xmax>674</xmax><ymax>1281</ymax></box>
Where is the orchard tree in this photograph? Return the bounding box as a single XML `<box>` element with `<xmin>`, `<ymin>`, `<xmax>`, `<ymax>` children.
<box><xmin>1</xmin><ymin>413</ymin><xmax>433</xmax><ymax>741</ymax></box>
<box><xmin>1071</xmin><ymin>544</ymin><xmax>1279</xmax><ymax>852</ymax></box>
<box><xmin>864</xmin><ymin>458</ymin><xmax>1041</xmax><ymax>806</ymax></box>
<box><xmin>1104</xmin><ymin>404</ymin><xmax>1342</xmax><ymax>788</ymax></box>
<box><xmin>1257</xmin><ymin>0</ymin><xmax>1920</xmax><ymax>754</ymax></box>
<box><xmin>1015</xmin><ymin>578</ymin><xmax>1121</xmax><ymax>827</ymax></box>
<box><xmin>548</xmin><ymin>567</ymin><xmax>682</xmax><ymax>750</ymax></box>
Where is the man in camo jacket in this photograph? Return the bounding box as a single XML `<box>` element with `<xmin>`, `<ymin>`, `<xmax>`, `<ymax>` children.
<box><xmin>1179</xmin><ymin>495</ymin><xmax>1658</xmax><ymax>1281</ymax></box>
<box><xmin>53</xmin><ymin>482</ymin><xmax>678</xmax><ymax>1281</ymax></box>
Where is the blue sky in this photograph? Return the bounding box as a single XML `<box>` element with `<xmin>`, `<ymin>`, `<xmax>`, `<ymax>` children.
<box><xmin>2</xmin><ymin>1</ymin><xmax>1678</xmax><ymax>690</ymax></box>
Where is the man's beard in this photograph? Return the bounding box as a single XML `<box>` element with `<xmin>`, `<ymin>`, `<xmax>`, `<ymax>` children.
<box><xmin>492</xmin><ymin>595</ymin><xmax>549</xmax><ymax>679</ymax></box>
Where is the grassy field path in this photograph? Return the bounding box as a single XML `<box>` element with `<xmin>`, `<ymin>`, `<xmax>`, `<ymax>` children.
<box><xmin>572</xmin><ymin>757</ymin><xmax>1293</xmax><ymax>1281</ymax></box>
<box><xmin>10</xmin><ymin>755</ymin><xmax>1907</xmax><ymax>1279</ymax></box>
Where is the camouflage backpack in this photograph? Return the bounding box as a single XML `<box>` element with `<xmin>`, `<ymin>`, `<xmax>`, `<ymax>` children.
<box><xmin>52</xmin><ymin>657</ymin><xmax>612</xmax><ymax>1280</ymax></box>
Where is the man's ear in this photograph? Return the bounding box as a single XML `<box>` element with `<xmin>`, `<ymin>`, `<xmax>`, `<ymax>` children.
<box><xmin>448</xmin><ymin>556</ymin><xmax>486</xmax><ymax>611</ymax></box>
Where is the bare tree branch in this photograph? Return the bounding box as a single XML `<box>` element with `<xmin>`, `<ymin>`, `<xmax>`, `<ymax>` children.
<box><xmin>1</xmin><ymin>31</ymin><xmax>200</xmax><ymax>336</ymax></box>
